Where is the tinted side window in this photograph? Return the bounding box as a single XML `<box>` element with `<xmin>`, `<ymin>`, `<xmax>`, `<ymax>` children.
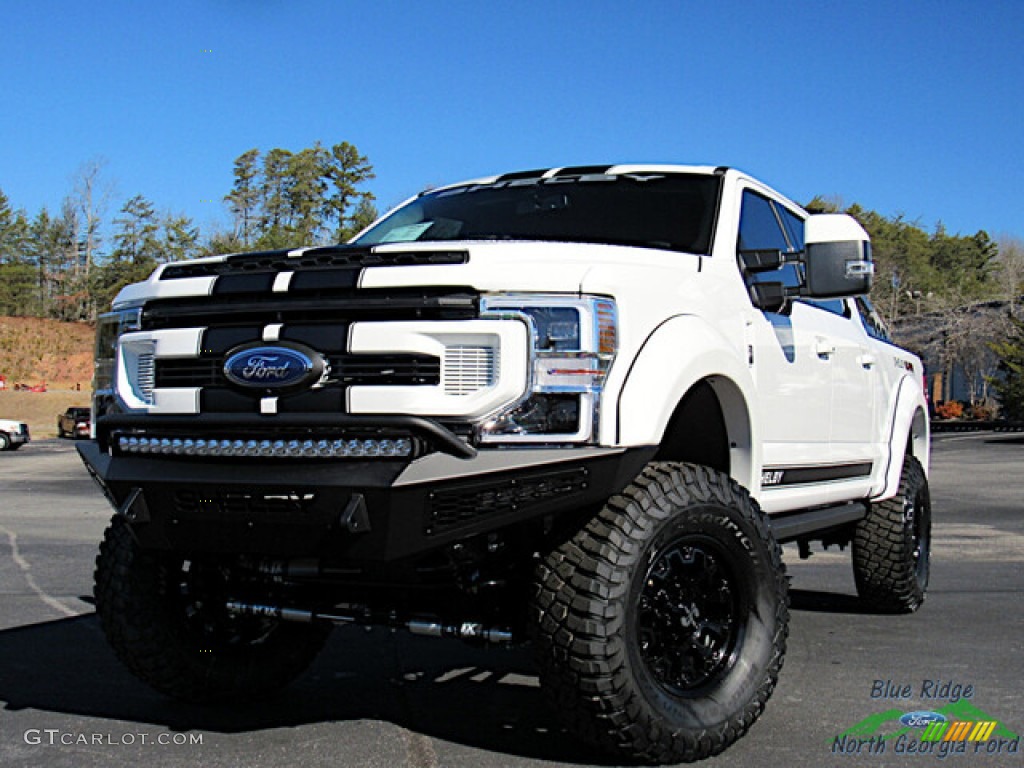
<box><xmin>777</xmin><ymin>205</ymin><xmax>805</xmax><ymax>251</ymax></box>
<box><xmin>774</xmin><ymin>205</ymin><xmax>808</xmax><ymax>292</ymax></box>
<box><xmin>802</xmin><ymin>298</ymin><xmax>849</xmax><ymax>316</ymax></box>
<box><xmin>738</xmin><ymin>191</ymin><xmax>789</xmax><ymax>252</ymax></box>
<box><xmin>739</xmin><ymin>191</ymin><xmax>804</xmax><ymax>292</ymax></box>
<box><xmin>856</xmin><ymin>297</ymin><xmax>892</xmax><ymax>342</ymax></box>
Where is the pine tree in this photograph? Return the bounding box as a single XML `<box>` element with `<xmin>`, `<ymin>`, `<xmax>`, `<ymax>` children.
<box><xmin>287</xmin><ymin>144</ymin><xmax>329</xmax><ymax>243</ymax></box>
<box><xmin>258</xmin><ymin>148</ymin><xmax>294</xmax><ymax>246</ymax></box>
<box><xmin>219</xmin><ymin>141</ymin><xmax>375</xmax><ymax>251</ymax></box>
<box><xmin>28</xmin><ymin>208</ymin><xmax>55</xmax><ymax>314</ymax></box>
<box><xmin>340</xmin><ymin>196</ymin><xmax>379</xmax><ymax>241</ymax></box>
<box><xmin>324</xmin><ymin>141</ymin><xmax>375</xmax><ymax>242</ymax></box>
<box><xmin>111</xmin><ymin>195</ymin><xmax>160</xmax><ymax>265</ymax></box>
<box><xmin>224</xmin><ymin>149</ymin><xmax>261</xmax><ymax>246</ymax></box>
<box><xmin>50</xmin><ymin>199</ymin><xmax>87</xmax><ymax>320</ymax></box>
<box><xmin>0</xmin><ymin>188</ymin><xmax>34</xmax><ymax>315</ymax></box>
<box><xmin>91</xmin><ymin>195</ymin><xmax>161</xmax><ymax>311</ymax></box>
<box><xmin>162</xmin><ymin>214</ymin><xmax>200</xmax><ymax>262</ymax></box>
<box><xmin>989</xmin><ymin>316</ymin><xmax>1024</xmax><ymax>421</ymax></box>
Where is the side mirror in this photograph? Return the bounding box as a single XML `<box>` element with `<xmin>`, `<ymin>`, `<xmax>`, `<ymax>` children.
<box><xmin>748</xmin><ymin>281</ymin><xmax>789</xmax><ymax>313</ymax></box>
<box><xmin>802</xmin><ymin>214</ymin><xmax>874</xmax><ymax>298</ymax></box>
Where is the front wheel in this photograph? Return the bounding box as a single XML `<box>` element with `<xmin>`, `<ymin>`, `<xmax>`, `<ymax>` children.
<box><xmin>532</xmin><ymin>463</ymin><xmax>789</xmax><ymax>764</ymax></box>
<box><xmin>0</xmin><ymin>433</ymin><xmax>9</xmax><ymax>451</ymax></box>
<box><xmin>94</xmin><ymin>517</ymin><xmax>331</xmax><ymax>702</ymax></box>
<box><xmin>852</xmin><ymin>456</ymin><xmax>931</xmax><ymax>613</ymax></box>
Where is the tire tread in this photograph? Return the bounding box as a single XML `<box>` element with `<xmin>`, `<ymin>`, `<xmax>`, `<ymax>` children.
<box><xmin>94</xmin><ymin>516</ymin><xmax>330</xmax><ymax>702</ymax></box>
<box><xmin>532</xmin><ymin>462</ymin><xmax>788</xmax><ymax>763</ymax></box>
<box><xmin>852</xmin><ymin>456</ymin><xmax>930</xmax><ymax>613</ymax></box>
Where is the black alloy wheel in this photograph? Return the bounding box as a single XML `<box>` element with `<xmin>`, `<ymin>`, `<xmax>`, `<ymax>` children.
<box><xmin>636</xmin><ymin>536</ymin><xmax>742</xmax><ymax>696</ymax></box>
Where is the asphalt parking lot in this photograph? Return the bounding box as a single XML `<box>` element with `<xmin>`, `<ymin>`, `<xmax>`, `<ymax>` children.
<box><xmin>0</xmin><ymin>433</ymin><xmax>1021</xmax><ymax>768</ymax></box>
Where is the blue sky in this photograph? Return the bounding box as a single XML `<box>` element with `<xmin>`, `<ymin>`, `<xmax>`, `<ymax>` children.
<box><xmin>3</xmin><ymin>1</ymin><xmax>1023</xmax><ymax>244</ymax></box>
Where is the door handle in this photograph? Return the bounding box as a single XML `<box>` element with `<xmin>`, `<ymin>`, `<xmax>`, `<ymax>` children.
<box><xmin>815</xmin><ymin>337</ymin><xmax>836</xmax><ymax>358</ymax></box>
<box><xmin>857</xmin><ymin>353</ymin><xmax>877</xmax><ymax>368</ymax></box>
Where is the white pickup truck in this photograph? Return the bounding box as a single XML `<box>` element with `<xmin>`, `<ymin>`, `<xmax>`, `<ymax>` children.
<box><xmin>0</xmin><ymin>418</ymin><xmax>30</xmax><ymax>451</ymax></box>
<box><xmin>79</xmin><ymin>164</ymin><xmax>931</xmax><ymax>763</ymax></box>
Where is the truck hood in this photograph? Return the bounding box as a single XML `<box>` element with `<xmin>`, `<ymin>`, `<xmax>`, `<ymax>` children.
<box><xmin>113</xmin><ymin>240</ymin><xmax>701</xmax><ymax>306</ymax></box>
<box><xmin>360</xmin><ymin>241</ymin><xmax>699</xmax><ymax>293</ymax></box>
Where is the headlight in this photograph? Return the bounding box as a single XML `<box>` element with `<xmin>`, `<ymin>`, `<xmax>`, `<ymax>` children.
<box><xmin>93</xmin><ymin>306</ymin><xmax>143</xmax><ymax>426</ymax></box>
<box><xmin>95</xmin><ymin>308</ymin><xmax>142</xmax><ymax>359</ymax></box>
<box><xmin>479</xmin><ymin>295</ymin><xmax>617</xmax><ymax>443</ymax></box>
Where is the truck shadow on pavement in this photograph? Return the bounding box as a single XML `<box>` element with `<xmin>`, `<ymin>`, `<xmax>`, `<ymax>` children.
<box><xmin>788</xmin><ymin>589</ymin><xmax>884</xmax><ymax>614</ymax></box>
<box><xmin>0</xmin><ymin>613</ymin><xmax>614</xmax><ymax>765</ymax></box>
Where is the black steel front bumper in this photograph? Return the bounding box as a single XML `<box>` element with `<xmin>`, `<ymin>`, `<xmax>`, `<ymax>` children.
<box><xmin>77</xmin><ymin>436</ymin><xmax>655</xmax><ymax>563</ymax></box>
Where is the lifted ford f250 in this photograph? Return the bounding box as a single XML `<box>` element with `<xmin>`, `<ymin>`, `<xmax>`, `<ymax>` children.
<box><xmin>79</xmin><ymin>165</ymin><xmax>931</xmax><ymax>763</ymax></box>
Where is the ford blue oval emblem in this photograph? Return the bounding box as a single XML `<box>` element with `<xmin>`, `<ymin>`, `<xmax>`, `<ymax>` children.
<box><xmin>223</xmin><ymin>343</ymin><xmax>324</xmax><ymax>390</ymax></box>
<box><xmin>900</xmin><ymin>711</ymin><xmax>947</xmax><ymax>728</ymax></box>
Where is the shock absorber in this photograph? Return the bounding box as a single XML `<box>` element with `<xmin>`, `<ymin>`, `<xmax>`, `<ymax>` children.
<box><xmin>224</xmin><ymin>600</ymin><xmax>514</xmax><ymax>644</ymax></box>
<box><xmin>407</xmin><ymin>619</ymin><xmax>513</xmax><ymax>644</ymax></box>
<box><xmin>225</xmin><ymin>601</ymin><xmax>360</xmax><ymax>624</ymax></box>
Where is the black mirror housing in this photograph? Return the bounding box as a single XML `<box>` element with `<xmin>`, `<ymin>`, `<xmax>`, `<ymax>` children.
<box><xmin>801</xmin><ymin>214</ymin><xmax>874</xmax><ymax>299</ymax></box>
<box><xmin>740</xmin><ymin>249</ymin><xmax>787</xmax><ymax>273</ymax></box>
<box><xmin>749</xmin><ymin>281</ymin><xmax>789</xmax><ymax>313</ymax></box>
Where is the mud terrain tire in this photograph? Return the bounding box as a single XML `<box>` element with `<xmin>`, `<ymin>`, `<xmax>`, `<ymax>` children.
<box><xmin>532</xmin><ymin>462</ymin><xmax>788</xmax><ymax>764</ymax></box>
<box><xmin>95</xmin><ymin>516</ymin><xmax>331</xmax><ymax>702</ymax></box>
<box><xmin>853</xmin><ymin>456</ymin><xmax>931</xmax><ymax>613</ymax></box>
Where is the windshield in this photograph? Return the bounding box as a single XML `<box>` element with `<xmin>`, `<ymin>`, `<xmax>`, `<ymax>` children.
<box><xmin>354</xmin><ymin>172</ymin><xmax>721</xmax><ymax>254</ymax></box>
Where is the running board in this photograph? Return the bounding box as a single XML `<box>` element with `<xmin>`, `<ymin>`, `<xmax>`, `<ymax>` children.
<box><xmin>768</xmin><ymin>501</ymin><xmax>868</xmax><ymax>543</ymax></box>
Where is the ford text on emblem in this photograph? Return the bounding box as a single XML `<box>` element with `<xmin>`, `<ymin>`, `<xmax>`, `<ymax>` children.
<box><xmin>899</xmin><ymin>711</ymin><xmax>947</xmax><ymax>728</ymax></box>
<box><xmin>223</xmin><ymin>342</ymin><xmax>325</xmax><ymax>390</ymax></box>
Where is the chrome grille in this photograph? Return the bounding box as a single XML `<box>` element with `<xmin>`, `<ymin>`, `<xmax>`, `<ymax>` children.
<box><xmin>137</xmin><ymin>351</ymin><xmax>156</xmax><ymax>405</ymax></box>
<box><xmin>443</xmin><ymin>346</ymin><xmax>497</xmax><ymax>396</ymax></box>
<box><xmin>155</xmin><ymin>355</ymin><xmax>440</xmax><ymax>389</ymax></box>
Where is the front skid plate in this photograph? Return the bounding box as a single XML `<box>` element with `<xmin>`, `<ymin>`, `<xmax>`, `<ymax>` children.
<box><xmin>78</xmin><ymin>441</ymin><xmax>656</xmax><ymax>562</ymax></box>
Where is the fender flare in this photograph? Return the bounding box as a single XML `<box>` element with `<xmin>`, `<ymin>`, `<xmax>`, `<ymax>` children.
<box><xmin>616</xmin><ymin>314</ymin><xmax>761</xmax><ymax>492</ymax></box>
<box><xmin>876</xmin><ymin>375</ymin><xmax>930</xmax><ymax>500</ymax></box>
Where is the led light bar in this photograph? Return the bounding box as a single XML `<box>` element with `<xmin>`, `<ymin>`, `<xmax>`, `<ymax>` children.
<box><xmin>116</xmin><ymin>435</ymin><xmax>413</xmax><ymax>459</ymax></box>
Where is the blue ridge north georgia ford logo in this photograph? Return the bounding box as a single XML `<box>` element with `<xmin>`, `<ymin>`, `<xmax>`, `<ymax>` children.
<box><xmin>223</xmin><ymin>343</ymin><xmax>324</xmax><ymax>389</ymax></box>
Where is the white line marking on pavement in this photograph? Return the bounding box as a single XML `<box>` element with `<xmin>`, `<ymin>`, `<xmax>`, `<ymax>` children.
<box><xmin>0</xmin><ymin>525</ymin><xmax>80</xmax><ymax>617</ymax></box>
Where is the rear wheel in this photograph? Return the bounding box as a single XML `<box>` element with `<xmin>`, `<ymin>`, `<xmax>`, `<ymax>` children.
<box><xmin>94</xmin><ymin>517</ymin><xmax>331</xmax><ymax>702</ymax></box>
<box><xmin>0</xmin><ymin>433</ymin><xmax>10</xmax><ymax>451</ymax></box>
<box><xmin>853</xmin><ymin>456</ymin><xmax>931</xmax><ymax>612</ymax></box>
<box><xmin>532</xmin><ymin>463</ymin><xmax>788</xmax><ymax>763</ymax></box>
